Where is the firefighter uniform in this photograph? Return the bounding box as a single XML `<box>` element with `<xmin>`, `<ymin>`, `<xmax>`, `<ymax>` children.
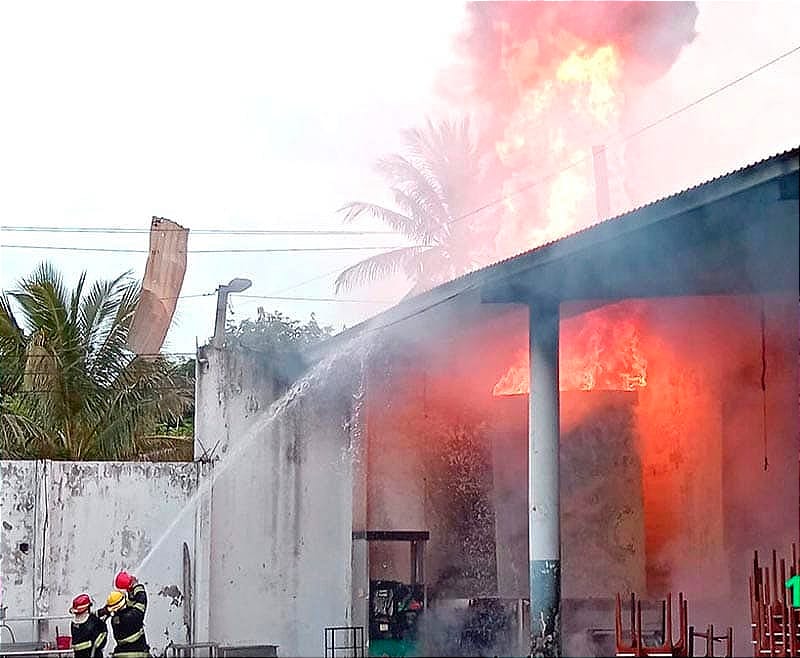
<box><xmin>98</xmin><ymin>585</ymin><xmax>150</xmax><ymax>658</ymax></box>
<box><xmin>109</xmin><ymin>605</ymin><xmax>150</xmax><ymax>658</ymax></box>
<box><xmin>71</xmin><ymin>612</ymin><xmax>108</xmax><ymax>658</ymax></box>
<box><xmin>127</xmin><ymin>582</ymin><xmax>147</xmax><ymax>615</ymax></box>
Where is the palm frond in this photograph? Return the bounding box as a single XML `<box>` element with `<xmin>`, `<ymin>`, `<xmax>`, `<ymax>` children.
<box><xmin>0</xmin><ymin>292</ymin><xmax>24</xmax><ymax>341</ymax></box>
<box><xmin>0</xmin><ymin>397</ymin><xmax>49</xmax><ymax>459</ymax></box>
<box><xmin>0</xmin><ymin>293</ymin><xmax>27</xmax><ymax>393</ymax></box>
<box><xmin>134</xmin><ymin>435</ymin><xmax>194</xmax><ymax>462</ymax></box>
<box><xmin>337</xmin><ymin>201</ymin><xmax>418</xmax><ymax>239</ymax></box>
<box><xmin>80</xmin><ymin>271</ymin><xmax>132</xmax><ymax>359</ymax></box>
<box><xmin>334</xmin><ymin>117</ymin><xmax>491</xmax><ymax>294</ymax></box>
<box><xmin>376</xmin><ymin>154</ymin><xmax>449</xmax><ymax>225</ymax></box>
<box><xmin>16</xmin><ymin>262</ymin><xmax>68</xmax><ymax>326</ymax></box>
<box><xmin>69</xmin><ymin>271</ymin><xmax>87</xmax><ymax>326</ymax></box>
<box><xmin>404</xmin><ymin>117</ymin><xmax>482</xmax><ymax>217</ymax></box>
<box><xmin>1</xmin><ymin>263</ymin><xmax>194</xmax><ymax>461</ymax></box>
<box><xmin>89</xmin><ymin>356</ymin><xmax>192</xmax><ymax>459</ymax></box>
<box><xmin>334</xmin><ymin>246</ymin><xmax>430</xmax><ymax>293</ymax></box>
<box><xmin>389</xmin><ymin>188</ymin><xmax>445</xmax><ymax>245</ymax></box>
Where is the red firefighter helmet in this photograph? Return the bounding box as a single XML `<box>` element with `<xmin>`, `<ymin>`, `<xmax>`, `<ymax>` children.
<box><xmin>70</xmin><ymin>594</ymin><xmax>91</xmax><ymax>614</ymax></box>
<box><xmin>114</xmin><ymin>571</ymin><xmax>133</xmax><ymax>590</ymax></box>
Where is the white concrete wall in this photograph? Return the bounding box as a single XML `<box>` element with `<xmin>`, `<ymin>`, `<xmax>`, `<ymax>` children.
<box><xmin>0</xmin><ymin>460</ymin><xmax>211</xmax><ymax>655</ymax></box>
<box><xmin>0</xmin><ymin>461</ymin><xmax>37</xmax><ymax>643</ymax></box>
<box><xmin>195</xmin><ymin>345</ymin><xmax>359</xmax><ymax>657</ymax></box>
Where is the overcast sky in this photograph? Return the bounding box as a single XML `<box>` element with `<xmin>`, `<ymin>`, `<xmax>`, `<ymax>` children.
<box><xmin>1</xmin><ymin>1</ymin><xmax>798</xmax><ymax>356</ymax></box>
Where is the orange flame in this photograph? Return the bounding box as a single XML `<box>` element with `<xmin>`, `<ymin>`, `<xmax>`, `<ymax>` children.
<box><xmin>493</xmin><ymin>307</ymin><xmax>647</xmax><ymax>396</ymax></box>
<box><xmin>493</xmin><ymin>41</ymin><xmax>625</xmax><ymax>257</ymax></box>
<box><xmin>555</xmin><ymin>45</ymin><xmax>621</xmax><ymax>126</ymax></box>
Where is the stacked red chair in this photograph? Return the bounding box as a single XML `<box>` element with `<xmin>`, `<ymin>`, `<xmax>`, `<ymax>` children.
<box><xmin>688</xmin><ymin>625</ymin><xmax>733</xmax><ymax>657</ymax></box>
<box><xmin>750</xmin><ymin>545</ymin><xmax>800</xmax><ymax>656</ymax></box>
<box><xmin>615</xmin><ymin>591</ymin><xmax>689</xmax><ymax>656</ymax></box>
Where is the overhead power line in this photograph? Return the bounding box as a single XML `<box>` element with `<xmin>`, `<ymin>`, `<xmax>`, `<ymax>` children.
<box><xmin>20</xmin><ymin>351</ymin><xmax>197</xmax><ymax>363</ymax></box>
<box><xmin>233</xmin><ymin>293</ymin><xmax>388</xmax><ymax>304</ymax></box>
<box><xmin>12</xmin><ymin>386</ymin><xmax>191</xmax><ymax>394</ymax></box>
<box><xmin>0</xmin><ymin>244</ymin><xmax>415</xmax><ymax>254</ymax></box>
<box><xmin>170</xmin><ymin>292</ymin><xmax>389</xmax><ymax>304</ymax></box>
<box><xmin>268</xmin><ymin>266</ymin><xmax>345</xmax><ymax>295</ymax></box>
<box><xmin>0</xmin><ymin>226</ymin><xmax>397</xmax><ymax>236</ymax></box>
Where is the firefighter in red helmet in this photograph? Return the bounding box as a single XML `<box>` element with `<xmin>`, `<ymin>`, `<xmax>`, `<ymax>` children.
<box><xmin>70</xmin><ymin>593</ymin><xmax>108</xmax><ymax>658</ymax></box>
<box><xmin>113</xmin><ymin>571</ymin><xmax>147</xmax><ymax>617</ymax></box>
<box><xmin>96</xmin><ymin>571</ymin><xmax>150</xmax><ymax>657</ymax></box>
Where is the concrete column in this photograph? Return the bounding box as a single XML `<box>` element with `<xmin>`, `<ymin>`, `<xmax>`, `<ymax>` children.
<box><xmin>528</xmin><ymin>300</ymin><xmax>561</xmax><ymax>657</ymax></box>
<box><xmin>192</xmin><ymin>462</ymin><xmax>214</xmax><ymax>643</ymax></box>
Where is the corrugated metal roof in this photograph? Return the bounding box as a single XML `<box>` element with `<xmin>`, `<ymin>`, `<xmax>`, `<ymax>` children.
<box><xmin>452</xmin><ymin>145</ymin><xmax>800</xmax><ymax>285</ymax></box>
<box><xmin>315</xmin><ymin>145</ymin><xmax>799</xmax><ymax>353</ymax></box>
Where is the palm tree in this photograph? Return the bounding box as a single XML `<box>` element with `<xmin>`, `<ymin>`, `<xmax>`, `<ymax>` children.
<box><xmin>335</xmin><ymin>118</ymin><xmax>496</xmax><ymax>296</ymax></box>
<box><xmin>0</xmin><ymin>263</ymin><xmax>193</xmax><ymax>460</ymax></box>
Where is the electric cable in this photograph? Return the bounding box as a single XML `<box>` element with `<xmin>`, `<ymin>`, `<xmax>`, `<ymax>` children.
<box><xmin>0</xmin><ymin>244</ymin><xmax>416</xmax><ymax>254</ymax></box>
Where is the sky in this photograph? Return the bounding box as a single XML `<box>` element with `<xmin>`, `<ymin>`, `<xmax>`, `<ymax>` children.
<box><xmin>1</xmin><ymin>1</ymin><xmax>799</xmax><ymax>356</ymax></box>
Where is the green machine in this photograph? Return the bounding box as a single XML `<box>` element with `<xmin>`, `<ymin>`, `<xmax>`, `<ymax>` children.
<box><xmin>363</xmin><ymin>531</ymin><xmax>429</xmax><ymax>658</ymax></box>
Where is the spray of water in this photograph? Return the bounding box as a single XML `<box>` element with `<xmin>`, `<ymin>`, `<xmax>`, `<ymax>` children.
<box><xmin>135</xmin><ymin>335</ymin><xmax>373</xmax><ymax>574</ymax></box>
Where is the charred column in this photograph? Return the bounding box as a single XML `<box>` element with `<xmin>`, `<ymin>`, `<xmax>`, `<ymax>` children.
<box><xmin>528</xmin><ymin>299</ymin><xmax>561</xmax><ymax>657</ymax></box>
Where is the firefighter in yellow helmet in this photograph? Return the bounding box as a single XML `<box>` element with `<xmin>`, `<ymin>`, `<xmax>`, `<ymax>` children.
<box><xmin>96</xmin><ymin>590</ymin><xmax>150</xmax><ymax>658</ymax></box>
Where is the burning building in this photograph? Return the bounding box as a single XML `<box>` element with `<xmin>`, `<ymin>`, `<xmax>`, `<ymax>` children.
<box><xmin>3</xmin><ymin>149</ymin><xmax>794</xmax><ymax>657</ymax></box>
<box><xmin>190</xmin><ymin>148</ymin><xmax>798</xmax><ymax>656</ymax></box>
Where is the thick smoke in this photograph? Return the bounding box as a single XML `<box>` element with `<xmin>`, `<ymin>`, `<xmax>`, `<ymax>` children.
<box><xmin>450</xmin><ymin>1</ymin><xmax>698</xmax><ymax>146</ymax></box>
<box><xmin>458</xmin><ymin>2</ymin><xmax>698</xmax><ymax>112</ymax></box>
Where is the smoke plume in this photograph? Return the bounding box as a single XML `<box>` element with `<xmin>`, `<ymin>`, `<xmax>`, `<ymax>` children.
<box><xmin>441</xmin><ymin>2</ymin><xmax>699</xmax><ymax>263</ymax></box>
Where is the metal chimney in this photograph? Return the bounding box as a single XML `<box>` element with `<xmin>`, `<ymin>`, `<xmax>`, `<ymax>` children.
<box><xmin>592</xmin><ymin>145</ymin><xmax>611</xmax><ymax>221</ymax></box>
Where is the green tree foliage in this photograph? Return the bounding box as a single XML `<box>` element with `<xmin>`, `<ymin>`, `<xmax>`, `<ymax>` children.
<box><xmin>0</xmin><ymin>263</ymin><xmax>193</xmax><ymax>460</ymax></box>
<box><xmin>225</xmin><ymin>307</ymin><xmax>333</xmax><ymax>388</ymax></box>
<box><xmin>227</xmin><ymin>307</ymin><xmax>333</xmax><ymax>351</ymax></box>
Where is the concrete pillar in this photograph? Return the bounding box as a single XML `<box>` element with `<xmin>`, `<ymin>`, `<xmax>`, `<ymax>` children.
<box><xmin>192</xmin><ymin>462</ymin><xmax>214</xmax><ymax>643</ymax></box>
<box><xmin>528</xmin><ymin>300</ymin><xmax>561</xmax><ymax>657</ymax></box>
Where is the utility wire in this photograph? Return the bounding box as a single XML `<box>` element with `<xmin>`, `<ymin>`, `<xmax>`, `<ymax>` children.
<box><xmin>19</xmin><ymin>351</ymin><xmax>194</xmax><ymax>360</ymax></box>
<box><xmin>241</xmin><ymin>294</ymin><xmax>389</xmax><ymax>304</ymax></box>
<box><xmin>12</xmin><ymin>386</ymin><xmax>191</xmax><ymax>394</ymax></box>
<box><xmin>171</xmin><ymin>292</ymin><xmax>216</xmax><ymax>300</ymax></box>
<box><xmin>161</xmin><ymin>265</ymin><xmax>382</xmax><ymax>302</ymax></box>
<box><xmin>0</xmin><ymin>226</ymin><xmax>396</xmax><ymax>236</ymax></box>
<box><xmin>173</xmin><ymin>293</ymin><xmax>390</xmax><ymax>304</ymax></box>
<box><xmin>268</xmin><ymin>266</ymin><xmax>346</xmax><ymax>295</ymax></box>
<box><xmin>0</xmin><ymin>244</ymin><xmax>415</xmax><ymax>254</ymax></box>
<box><xmin>163</xmin><ymin>290</ymin><xmax>388</xmax><ymax>303</ymax></box>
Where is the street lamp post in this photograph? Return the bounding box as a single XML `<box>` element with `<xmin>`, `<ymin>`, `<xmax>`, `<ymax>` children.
<box><xmin>212</xmin><ymin>277</ymin><xmax>252</xmax><ymax>347</ymax></box>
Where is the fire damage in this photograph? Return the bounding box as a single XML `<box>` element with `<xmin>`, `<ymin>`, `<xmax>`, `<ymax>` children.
<box><xmin>311</xmin><ymin>146</ymin><xmax>798</xmax><ymax>657</ymax></box>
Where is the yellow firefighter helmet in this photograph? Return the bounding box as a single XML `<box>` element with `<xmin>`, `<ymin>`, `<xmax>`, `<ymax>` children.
<box><xmin>106</xmin><ymin>590</ymin><xmax>126</xmax><ymax>612</ymax></box>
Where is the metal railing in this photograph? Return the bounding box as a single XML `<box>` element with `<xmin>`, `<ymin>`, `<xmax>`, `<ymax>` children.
<box><xmin>162</xmin><ymin>643</ymin><xmax>278</xmax><ymax>658</ymax></box>
<box><xmin>324</xmin><ymin>626</ymin><xmax>365</xmax><ymax>658</ymax></box>
<box><xmin>164</xmin><ymin>641</ymin><xmax>220</xmax><ymax>657</ymax></box>
<box><xmin>0</xmin><ymin>650</ymin><xmax>72</xmax><ymax>657</ymax></box>
<box><xmin>0</xmin><ymin>614</ymin><xmax>71</xmax><ymax>650</ymax></box>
